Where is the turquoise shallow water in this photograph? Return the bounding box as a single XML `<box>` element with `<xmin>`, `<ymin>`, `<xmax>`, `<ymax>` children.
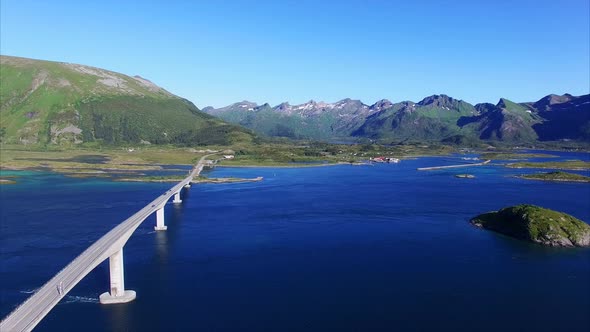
<box><xmin>1</xmin><ymin>152</ymin><xmax>589</xmax><ymax>331</ymax></box>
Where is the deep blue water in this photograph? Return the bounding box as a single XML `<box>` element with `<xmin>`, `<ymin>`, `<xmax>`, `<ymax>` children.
<box><xmin>1</xmin><ymin>153</ymin><xmax>590</xmax><ymax>331</ymax></box>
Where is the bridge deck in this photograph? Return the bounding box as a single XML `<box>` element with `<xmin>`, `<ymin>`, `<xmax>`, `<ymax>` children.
<box><xmin>417</xmin><ymin>160</ymin><xmax>491</xmax><ymax>171</ymax></box>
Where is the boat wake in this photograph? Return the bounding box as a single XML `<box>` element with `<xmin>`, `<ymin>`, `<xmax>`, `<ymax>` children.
<box><xmin>20</xmin><ymin>288</ymin><xmax>39</xmax><ymax>294</ymax></box>
<box><xmin>60</xmin><ymin>295</ymin><xmax>99</xmax><ymax>304</ymax></box>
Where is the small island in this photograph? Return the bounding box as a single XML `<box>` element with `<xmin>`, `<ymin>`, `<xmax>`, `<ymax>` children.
<box><xmin>481</xmin><ymin>152</ymin><xmax>557</xmax><ymax>160</ymax></box>
<box><xmin>471</xmin><ymin>204</ymin><xmax>590</xmax><ymax>247</ymax></box>
<box><xmin>519</xmin><ymin>171</ymin><xmax>590</xmax><ymax>183</ymax></box>
<box><xmin>506</xmin><ymin>160</ymin><xmax>590</xmax><ymax>170</ymax></box>
<box><xmin>455</xmin><ymin>174</ymin><xmax>475</xmax><ymax>179</ymax></box>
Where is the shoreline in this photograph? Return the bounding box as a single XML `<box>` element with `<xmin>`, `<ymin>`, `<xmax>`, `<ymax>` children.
<box><xmin>0</xmin><ymin>161</ymin><xmax>368</xmax><ymax>178</ymax></box>
<box><xmin>2</xmin><ymin>147</ymin><xmax>586</xmax><ymax>175</ymax></box>
<box><xmin>115</xmin><ymin>176</ymin><xmax>264</xmax><ymax>184</ymax></box>
<box><xmin>1</xmin><ymin>159</ymin><xmax>376</xmax><ymax>172</ymax></box>
<box><xmin>516</xmin><ymin>175</ymin><xmax>590</xmax><ymax>183</ymax></box>
<box><xmin>507</xmin><ymin>166</ymin><xmax>590</xmax><ymax>171</ymax></box>
<box><xmin>215</xmin><ymin>161</ymin><xmax>371</xmax><ymax>168</ymax></box>
<box><xmin>0</xmin><ymin>165</ymin><xmax>164</xmax><ymax>172</ymax></box>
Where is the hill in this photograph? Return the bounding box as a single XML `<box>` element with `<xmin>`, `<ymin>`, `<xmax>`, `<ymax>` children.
<box><xmin>205</xmin><ymin>93</ymin><xmax>590</xmax><ymax>144</ymax></box>
<box><xmin>0</xmin><ymin>55</ymin><xmax>253</xmax><ymax>146</ymax></box>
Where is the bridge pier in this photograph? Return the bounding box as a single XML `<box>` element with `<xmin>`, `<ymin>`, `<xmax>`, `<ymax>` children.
<box><xmin>154</xmin><ymin>207</ymin><xmax>167</xmax><ymax>231</ymax></box>
<box><xmin>184</xmin><ymin>183</ymin><xmax>191</xmax><ymax>188</ymax></box>
<box><xmin>173</xmin><ymin>191</ymin><xmax>182</xmax><ymax>204</ymax></box>
<box><xmin>99</xmin><ymin>248</ymin><xmax>136</xmax><ymax>304</ymax></box>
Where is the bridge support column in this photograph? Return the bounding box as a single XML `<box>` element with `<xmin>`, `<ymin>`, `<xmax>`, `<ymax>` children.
<box><xmin>173</xmin><ymin>191</ymin><xmax>182</xmax><ymax>204</ymax></box>
<box><xmin>184</xmin><ymin>183</ymin><xmax>191</xmax><ymax>188</ymax></box>
<box><xmin>155</xmin><ymin>207</ymin><xmax>167</xmax><ymax>231</ymax></box>
<box><xmin>99</xmin><ymin>248</ymin><xmax>136</xmax><ymax>304</ymax></box>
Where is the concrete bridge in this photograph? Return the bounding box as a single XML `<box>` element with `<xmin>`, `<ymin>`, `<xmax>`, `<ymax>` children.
<box><xmin>1</xmin><ymin>154</ymin><xmax>215</xmax><ymax>332</ymax></box>
<box><xmin>417</xmin><ymin>159</ymin><xmax>491</xmax><ymax>171</ymax></box>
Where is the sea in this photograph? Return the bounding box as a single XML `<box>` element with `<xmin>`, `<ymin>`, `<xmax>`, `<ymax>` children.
<box><xmin>1</xmin><ymin>151</ymin><xmax>589</xmax><ymax>331</ymax></box>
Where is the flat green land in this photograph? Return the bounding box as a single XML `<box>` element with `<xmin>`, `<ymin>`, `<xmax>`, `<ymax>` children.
<box><xmin>480</xmin><ymin>152</ymin><xmax>557</xmax><ymax>160</ymax></box>
<box><xmin>115</xmin><ymin>175</ymin><xmax>185</xmax><ymax>182</ymax></box>
<box><xmin>0</xmin><ymin>142</ymin><xmax>453</xmax><ymax>174</ymax></box>
<box><xmin>0</xmin><ymin>145</ymin><xmax>207</xmax><ymax>173</ymax></box>
<box><xmin>507</xmin><ymin>160</ymin><xmax>590</xmax><ymax>170</ymax></box>
<box><xmin>519</xmin><ymin>171</ymin><xmax>590</xmax><ymax>182</ymax></box>
<box><xmin>215</xmin><ymin>142</ymin><xmax>452</xmax><ymax>166</ymax></box>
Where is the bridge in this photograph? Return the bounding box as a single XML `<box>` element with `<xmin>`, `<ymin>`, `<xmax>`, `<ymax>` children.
<box><xmin>417</xmin><ymin>159</ymin><xmax>491</xmax><ymax>171</ymax></box>
<box><xmin>1</xmin><ymin>154</ymin><xmax>215</xmax><ymax>332</ymax></box>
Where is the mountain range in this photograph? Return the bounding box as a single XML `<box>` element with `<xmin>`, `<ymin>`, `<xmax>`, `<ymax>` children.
<box><xmin>0</xmin><ymin>55</ymin><xmax>253</xmax><ymax>146</ymax></box>
<box><xmin>204</xmin><ymin>94</ymin><xmax>590</xmax><ymax>143</ymax></box>
<box><xmin>1</xmin><ymin>55</ymin><xmax>588</xmax><ymax>147</ymax></box>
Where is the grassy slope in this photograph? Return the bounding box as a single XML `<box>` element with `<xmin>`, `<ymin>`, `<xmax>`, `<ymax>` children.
<box><xmin>0</xmin><ymin>55</ymin><xmax>253</xmax><ymax>146</ymax></box>
<box><xmin>495</xmin><ymin>98</ymin><xmax>540</xmax><ymax>141</ymax></box>
<box><xmin>354</xmin><ymin>100</ymin><xmax>478</xmax><ymax>140</ymax></box>
<box><xmin>214</xmin><ymin>107</ymin><xmax>362</xmax><ymax>140</ymax></box>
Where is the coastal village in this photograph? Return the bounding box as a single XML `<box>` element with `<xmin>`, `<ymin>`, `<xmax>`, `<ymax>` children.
<box><xmin>370</xmin><ymin>156</ymin><xmax>400</xmax><ymax>163</ymax></box>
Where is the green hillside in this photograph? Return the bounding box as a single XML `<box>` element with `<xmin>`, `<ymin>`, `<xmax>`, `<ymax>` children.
<box><xmin>0</xmin><ymin>55</ymin><xmax>253</xmax><ymax>146</ymax></box>
<box><xmin>207</xmin><ymin>100</ymin><xmax>369</xmax><ymax>140</ymax></box>
<box><xmin>220</xmin><ymin>104</ymin><xmax>328</xmax><ymax>139</ymax></box>
<box><xmin>353</xmin><ymin>95</ymin><xmax>479</xmax><ymax>141</ymax></box>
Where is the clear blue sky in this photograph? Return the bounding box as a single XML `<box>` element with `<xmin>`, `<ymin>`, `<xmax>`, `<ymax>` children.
<box><xmin>1</xmin><ymin>0</ymin><xmax>589</xmax><ymax>108</ymax></box>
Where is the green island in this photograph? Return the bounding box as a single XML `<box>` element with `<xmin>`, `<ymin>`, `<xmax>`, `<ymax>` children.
<box><xmin>471</xmin><ymin>204</ymin><xmax>590</xmax><ymax>247</ymax></box>
<box><xmin>506</xmin><ymin>160</ymin><xmax>590</xmax><ymax>170</ymax></box>
<box><xmin>480</xmin><ymin>152</ymin><xmax>558</xmax><ymax>160</ymax></box>
<box><xmin>519</xmin><ymin>171</ymin><xmax>590</xmax><ymax>183</ymax></box>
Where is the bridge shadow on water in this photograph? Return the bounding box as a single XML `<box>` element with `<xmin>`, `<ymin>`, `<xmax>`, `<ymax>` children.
<box><xmin>154</xmin><ymin>195</ymin><xmax>188</xmax><ymax>264</ymax></box>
